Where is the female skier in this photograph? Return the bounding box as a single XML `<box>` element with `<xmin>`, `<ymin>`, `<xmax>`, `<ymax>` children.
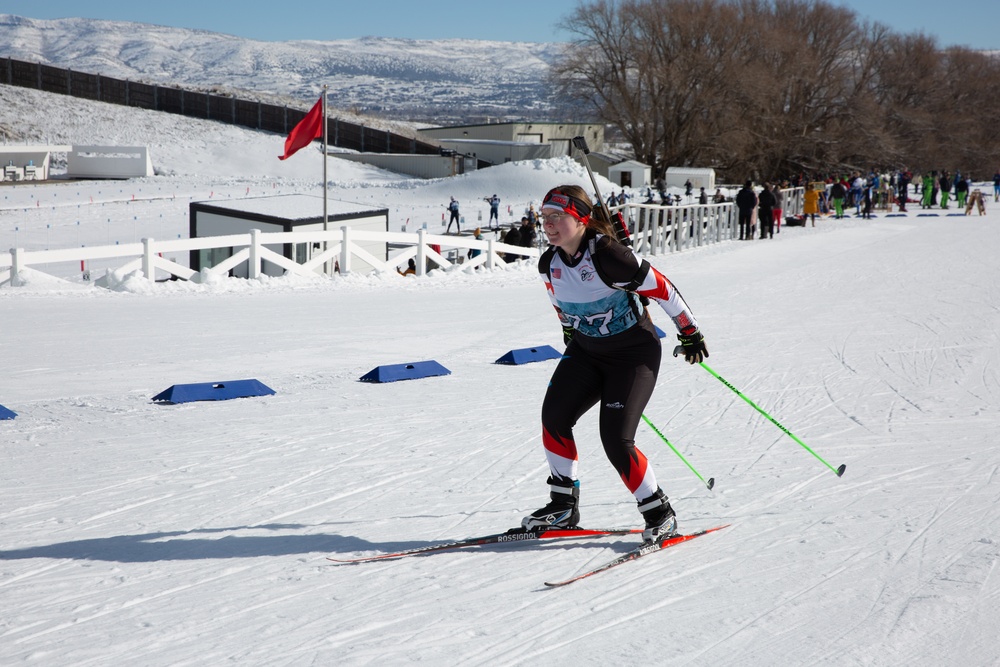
<box><xmin>522</xmin><ymin>185</ymin><xmax>708</xmax><ymax>542</ymax></box>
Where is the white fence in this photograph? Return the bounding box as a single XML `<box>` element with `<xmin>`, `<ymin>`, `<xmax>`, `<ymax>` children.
<box><xmin>0</xmin><ymin>227</ymin><xmax>537</xmax><ymax>287</ymax></box>
<box><xmin>1</xmin><ymin>189</ymin><xmax>804</xmax><ymax>288</ymax></box>
<box><xmin>617</xmin><ymin>186</ymin><xmax>803</xmax><ymax>255</ymax></box>
<box><xmin>624</xmin><ymin>202</ymin><xmax>737</xmax><ymax>254</ymax></box>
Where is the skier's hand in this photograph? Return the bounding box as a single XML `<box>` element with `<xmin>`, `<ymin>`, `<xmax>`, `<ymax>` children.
<box><xmin>562</xmin><ymin>326</ymin><xmax>575</xmax><ymax>347</ymax></box>
<box><xmin>674</xmin><ymin>331</ymin><xmax>708</xmax><ymax>364</ymax></box>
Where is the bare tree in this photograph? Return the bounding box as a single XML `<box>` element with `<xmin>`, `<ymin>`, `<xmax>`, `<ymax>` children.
<box><xmin>553</xmin><ymin>0</ymin><xmax>1000</xmax><ymax>181</ymax></box>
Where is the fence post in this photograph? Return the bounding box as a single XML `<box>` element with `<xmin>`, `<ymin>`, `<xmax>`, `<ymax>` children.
<box><xmin>10</xmin><ymin>248</ymin><xmax>23</xmax><ymax>287</ymax></box>
<box><xmin>249</xmin><ymin>228</ymin><xmax>262</xmax><ymax>279</ymax></box>
<box><xmin>340</xmin><ymin>225</ymin><xmax>352</xmax><ymax>275</ymax></box>
<box><xmin>650</xmin><ymin>209</ymin><xmax>660</xmax><ymax>256</ymax></box>
<box><xmin>677</xmin><ymin>207</ymin><xmax>691</xmax><ymax>250</ymax></box>
<box><xmin>665</xmin><ymin>210</ymin><xmax>672</xmax><ymax>253</ymax></box>
<box><xmin>670</xmin><ymin>209</ymin><xmax>679</xmax><ymax>253</ymax></box>
<box><xmin>486</xmin><ymin>238</ymin><xmax>497</xmax><ymax>269</ymax></box>
<box><xmin>416</xmin><ymin>229</ymin><xmax>427</xmax><ymax>276</ymax></box>
<box><xmin>142</xmin><ymin>237</ymin><xmax>155</xmax><ymax>281</ymax></box>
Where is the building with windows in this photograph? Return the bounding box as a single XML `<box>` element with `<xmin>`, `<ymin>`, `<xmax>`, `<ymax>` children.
<box><xmin>418</xmin><ymin>122</ymin><xmax>604</xmax><ymax>165</ymax></box>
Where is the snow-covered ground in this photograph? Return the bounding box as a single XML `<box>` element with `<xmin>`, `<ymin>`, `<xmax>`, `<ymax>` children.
<box><xmin>2</xmin><ymin>84</ymin><xmax>1000</xmax><ymax>666</ymax></box>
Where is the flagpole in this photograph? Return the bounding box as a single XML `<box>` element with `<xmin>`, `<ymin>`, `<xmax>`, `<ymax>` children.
<box><xmin>322</xmin><ymin>85</ymin><xmax>329</xmax><ymax>275</ymax></box>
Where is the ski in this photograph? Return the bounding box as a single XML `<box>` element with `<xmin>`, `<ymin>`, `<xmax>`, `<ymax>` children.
<box><xmin>543</xmin><ymin>524</ymin><xmax>730</xmax><ymax>587</ymax></box>
<box><xmin>328</xmin><ymin>526</ymin><xmax>644</xmax><ymax>564</ymax></box>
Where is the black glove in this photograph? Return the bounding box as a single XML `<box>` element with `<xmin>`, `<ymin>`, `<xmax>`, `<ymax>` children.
<box><xmin>674</xmin><ymin>331</ymin><xmax>708</xmax><ymax>364</ymax></box>
<box><xmin>562</xmin><ymin>326</ymin><xmax>575</xmax><ymax>346</ymax></box>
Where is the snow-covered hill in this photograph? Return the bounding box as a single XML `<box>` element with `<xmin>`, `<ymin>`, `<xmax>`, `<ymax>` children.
<box><xmin>0</xmin><ymin>14</ymin><xmax>566</xmax><ymax>124</ymax></box>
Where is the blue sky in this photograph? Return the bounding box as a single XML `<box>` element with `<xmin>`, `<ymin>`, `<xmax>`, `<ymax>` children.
<box><xmin>4</xmin><ymin>0</ymin><xmax>998</xmax><ymax>49</ymax></box>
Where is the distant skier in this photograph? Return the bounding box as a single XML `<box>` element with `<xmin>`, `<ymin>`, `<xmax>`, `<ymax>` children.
<box><xmin>446</xmin><ymin>197</ymin><xmax>460</xmax><ymax>234</ymax></box>
<box><xmin>484</xmin><ymin>194</ymin><xmax>500</xmax><ymax>229</ymax></box>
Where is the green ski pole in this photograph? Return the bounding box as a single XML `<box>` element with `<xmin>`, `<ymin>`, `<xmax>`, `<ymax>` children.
<box><xmin>641</xmin><ymin>413</ymin><xmax>715</xmax><ymax>490</ymax></box>
<box><xmin>694</xmin><ymin>359</ymin><xmax>846</xmax><ymax>477</ymax></box>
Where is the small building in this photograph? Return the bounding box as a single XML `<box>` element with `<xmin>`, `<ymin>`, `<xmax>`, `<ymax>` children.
<box><xmin>189</xmin><ymin>194</ymin><xmax>388</xmax><ymax>277</ymax></box>
<box><xmin>665</xmin><ymin>167</ymin><xmax>716</xmax><ymax>191</ymax></box>
<box><xmin>433</xmin><ymin>139</ymin><xmax>551</xmax><ymax>166</ymax></box>
<box><xmin>608</xmin><ymin>159</ymin><xmax>652</xmax><ymax>189</ymax></box>
<box><xmin>0</xmin><ymin>145</ymin><xmax>71</xmax><ymax>181</ymax></box>
<box><xmin>418</xmin><ymin>122</ymin><xmax>604</xmax><ymax>163</ymax></box>
<box><xmin>67</xmin><ymin>146</ymin><xmax>154</xmax><ymax>179</ymax></box>
<box><xmin>330</xmin><ymin>151</ymin><xmax>475</xmax><ymax>179</ymax></box>
<box><xmin>0</xmin><ymin>145</ymin><xmax>154</xmax><ymax>181</ymax></box>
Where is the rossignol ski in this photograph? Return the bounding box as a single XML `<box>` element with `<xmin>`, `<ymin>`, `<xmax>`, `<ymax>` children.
<box><xmin>328</xmin><ymin>526</ymin><xmax>644</xmax><ymax>564</ymax></box>
<box><xmin>543</xmin><ymin>524</ymin><xmax>730</xmax><ymax>587</ymax></box>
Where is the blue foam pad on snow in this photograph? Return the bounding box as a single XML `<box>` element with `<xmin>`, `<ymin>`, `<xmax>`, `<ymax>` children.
<box><xmin>0</xmin><ymin>404</ymin><xmax>17</xmax><ymax>420</ymax></box>
<box><xmin>917</xmin><ymin>213</ymin><xmax>939</xmax><ymax>217</ymax></box>
<box><xmin>495</xmin><ymin>345</ymin><xmax>562</xmax><ymax>365</ymax></box>
<box><xmin>152</xmin><ymin>379</ymin><xmax>275</xmax><ymax>404</ymax></box>
<box><xmin>654</xmin><ymin>326</ymin><xmax>667</xmax><ymax>339</ymax></box>
<box><xmin>359</xmin><ymin>360</ymin><xmax>450</xmax><ymax>383</ymax></box>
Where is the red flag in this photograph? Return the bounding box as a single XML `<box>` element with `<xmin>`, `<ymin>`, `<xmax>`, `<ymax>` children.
<box><xmin>278</xmin><ymin>97</ymin><xmax>324</xmax><ymax>160</ymax></box>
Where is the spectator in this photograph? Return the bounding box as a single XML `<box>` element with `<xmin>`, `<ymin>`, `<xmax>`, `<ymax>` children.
<box><xmin>772</xmin><ymin>185</ymin><xmax>783</xmax><ymax>234</ymax></box>
<box><xmin>939</xmin><ymin>172</ymin><xmax>952</xmax><ymax>209</ymax></box>
<box><xmin>398</xmin><ymin>258</ymin><xmax>416</xmax><ymax>276</ymax></box>
<box><xmin>993</xmin><ymin>170</ymin><xmax>1000</xmax><ymax>202</ymax></box>
<box><xmin>446</xmin><ymin>197</ymin><xmax>461</xmax><ymax>233</ymax></box>
<box><xmin>757</xmin><ymin>182</ymin><xmax>776</xmax><ymax>239</ymax></box>
<box><xmin>655</xmin><ymin>177</ymin><xmax>668</xmax><ymax>205</ymax></box>
<box><xmin>712</xmin><ymin>188</ymin><xmax>726</xmax><ymax>204</ymax></box>
<box><xmin>735</xmin><ymin>181</ymin><xmax>758</xmax><ymax>240</ymax></box>
<box><xmin>428</xmin><ymin>243</ymin><xmax>442</xmax><ymax>272</ymax></box>
<box><xmin>921</xmin><ymin>172</ymin><xmax>934</xmax><ymax>209</ymax></box>
<box><xmin>502</xmin><ymin>222</ymin><xmax>522</xmax><ymax>261</ymax></box>
<box><xmin>698</xmin><ymin>187</ymin><xmax>708</xmax><ymax>205</ymax></box>
<box><xmin>955</xmin><ymin>175</ymin><xmax>969</xmax><ymax>210</ymax></box>
<box><xmin>851</xmin><ymin>173</ymin><xmax>864</xmax><ymax>214</ymax></box>
<box><xmin>684</xmin><ymin>179</ymin><xmax>693</xmax><ymax>196</ymax></box>
<box><xmin>861</xmin><ymin>179</ymin><xmax>873</xmax><ymax>219</ymax></box>
<box><xmin>830</xmin><ymin>179</ymin><xmax>847</xmax><ymax>219</ymax></box>
<box><xmin>467</xmin><ymin>228</ymin><xmax>484</xmax><ymax>264</ymax></box>
<box><xmin>803</xmin><ymin>184</ymin><xmax>820</xmax><ymax>226</ymax></box>
<box><xmin>519</xmin><ymin>216</ymin><xmax>537</xmax><ymax>249</ymax></box>
<box><xmin>897</xmin><ymin>170</ymin><xmax>911</xmax><ymax>212</ymax></box>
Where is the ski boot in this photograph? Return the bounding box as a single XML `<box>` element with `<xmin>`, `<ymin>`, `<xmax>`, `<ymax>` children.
<box><xmin>522</xmin><ymin>476</ymin><xmax>580</xmax><ymax>530</ymax></box>
<box><xmin>638</xmin><ymin>488</ymin><xmax>677</xmax><ymax>542</ymax></box>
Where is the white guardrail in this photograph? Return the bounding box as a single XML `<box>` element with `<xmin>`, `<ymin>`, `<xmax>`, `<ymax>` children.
<box><xmin>0</xmin><ymin>227</ymin><xmax>538</xmax><ymax>287</ymax></box>
<box><xmin>1</xmin><ymin>192</ymin><xmax>802</xmax><ymax>288</ymax></box>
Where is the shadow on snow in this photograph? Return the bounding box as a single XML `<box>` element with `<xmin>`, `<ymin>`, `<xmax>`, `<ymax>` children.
<box><xmin>0</xmin><ymin>523</ymin><xmax>637</xmax><ymax>563</ymax></box>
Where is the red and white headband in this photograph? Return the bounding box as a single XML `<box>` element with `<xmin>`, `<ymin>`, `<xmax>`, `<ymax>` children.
<box><xmin>541</xmin><ymin>190</ymin><xmax>593</xmax><ymax>223</ymax></box>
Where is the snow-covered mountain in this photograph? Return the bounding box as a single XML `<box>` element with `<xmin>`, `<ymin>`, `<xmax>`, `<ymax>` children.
<box><xmin>0</xmin><ymin>14</ymin><xmax>567</xmax><ymax>124</ymax></box>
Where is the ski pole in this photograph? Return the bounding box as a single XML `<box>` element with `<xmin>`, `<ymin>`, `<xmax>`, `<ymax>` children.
<box><xmin>641</xmin><ymin>413</ymin><xmax>715</xmax><ymax>490</ymax></box>
<box><xmin>692</xmin><ymin>357</ymin><xmax>846</xmax><ymax>477</ymax></box>
<box><xmin>571</xmin><ymin>136</ymin><xmax>632</xmax><ymax>246</ymax></box>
